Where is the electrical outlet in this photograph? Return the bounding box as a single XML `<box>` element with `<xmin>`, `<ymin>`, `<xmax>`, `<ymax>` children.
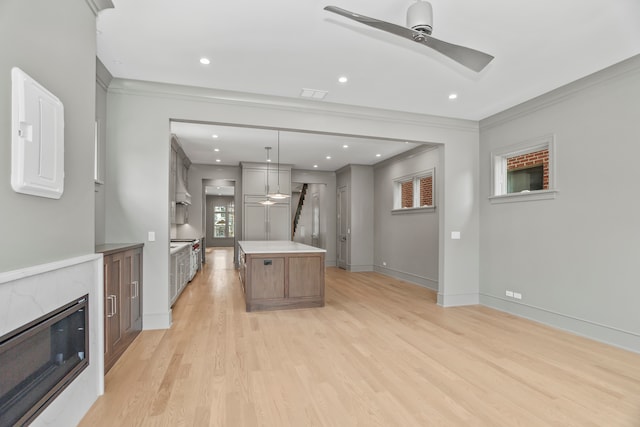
<box><xmin>513</xmin><ymin>292</ymin><xmax>522</xmax><ymax>300</ymax></box>
<box><xmin>505</xmin><ymin>290</ymin><xmax>514</xmax><ymax>297</ymax></box>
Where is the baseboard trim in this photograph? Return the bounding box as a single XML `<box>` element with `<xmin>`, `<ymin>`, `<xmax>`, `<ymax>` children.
<box><xmin>143</xmin><ymin>311</ymin><xmax>172</xmax><ymax>330</ymax></box>
<box><xmin>325</xmin><ymin>260</ymin><xmax>337</xmax><ymax>267</ymax></box>
<box><xmin>347</xmin><ymin>264</ymin><xmax>374</xmax><ymax>272</ymax></box>
<box><xmin>437</xmin><ymin>292</ymin><xmax>479</xmax><ymax>307</ymax></box>
<box><xmin>373</xmin><ymin>265</ymin><xmax>438</xmax><ymax>291</ymax></box>
<box><xmin>480</xmin><ymin>293</ymin><xmax>640</xmax><ymax>354</ymax></box>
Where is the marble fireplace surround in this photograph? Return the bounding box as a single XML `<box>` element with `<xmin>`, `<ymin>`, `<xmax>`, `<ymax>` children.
<box><xmin>0</xmin><ymin>254</ymin><xmax>104</xmax><ymax>426</ymax></box>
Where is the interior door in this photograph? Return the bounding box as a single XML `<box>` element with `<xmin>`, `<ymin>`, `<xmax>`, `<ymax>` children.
<box><xmin>337</xmin><ymin>186</ymin><xmax>348</xmax><ymax>269</ymax></box>
<box><xmin>311</xmin><ymin>192</ymin><xmax>320</xmax><ymax>248</ymax></box>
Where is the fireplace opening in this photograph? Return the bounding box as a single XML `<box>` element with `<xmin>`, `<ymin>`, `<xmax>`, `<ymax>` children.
<box><xmin>0</xmin><ymin>295</ymin><xmax>89</xmax><ymax>426</ymax></box>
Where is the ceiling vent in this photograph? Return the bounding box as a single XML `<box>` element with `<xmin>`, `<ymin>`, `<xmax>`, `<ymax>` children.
<box><xmin>300</xmin><ymin>88</ymin><xmax>328</xmax><ymax>100</ymax></box>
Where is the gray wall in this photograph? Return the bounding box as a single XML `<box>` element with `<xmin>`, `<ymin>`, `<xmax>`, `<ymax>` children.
<box><xmin>349</xmin><ymin>165</ymin><xmax>374</xmax><ymax>271</ymax></box>
<box><xmin>479</xmin><ymin>55</ymin><xmax>640</xmax><ymax>352</ymax></box>
<box><xmin>94</xmin><ymin>59</ymin><xmax>112</xmax><ymax>246</ymax></box>
<box><xmin>291</xmin><ymin>170</ymin><xmax>337</xmax><ymax>266</ymax></box>
<box><xmin>374</xmin><ymin>146</ymin><xmax>440</xmax><ymax>289</ymax></box>
<box><xmin>0</xmin><ymin>0</ymin><xmax>97</xmax><ymax>272</ymax></box>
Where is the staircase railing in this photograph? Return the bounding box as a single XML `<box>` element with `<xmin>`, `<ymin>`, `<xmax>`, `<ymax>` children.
<box><xmin>292</xmin><ymin>183</ymin><xmax>308</xmax><ymax>240</ymax></box>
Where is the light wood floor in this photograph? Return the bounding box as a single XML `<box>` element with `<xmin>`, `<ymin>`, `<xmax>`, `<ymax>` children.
<box><xmin>80</xmin><ymin>248</ymin><xmax>640</xmax><ymax>426</ymax></box>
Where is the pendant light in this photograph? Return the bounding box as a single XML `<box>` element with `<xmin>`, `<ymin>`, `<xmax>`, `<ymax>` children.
<box><xmin>268</xmin><ymin>131</ymin><xmax>290</xmax><ymax>199</ymax></box>
<box><xmin>259</xmin><ymin>146</ymin><xmax>275</xmax><ymax>206</ymax></box>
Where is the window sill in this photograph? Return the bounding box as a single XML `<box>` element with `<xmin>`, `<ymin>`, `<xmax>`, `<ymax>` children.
<box><xmin>489</xmin><ymin>189</ymin><xmax>558</xmax><ymax>204</ymax></box>
<box><xmin>392</xmin><ymin>206</ymin><xmax>435</xmax><ymax>214</ymax></box>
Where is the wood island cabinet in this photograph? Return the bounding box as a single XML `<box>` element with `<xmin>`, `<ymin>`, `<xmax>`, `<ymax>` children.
<box><xmin>97</xmin><ymin>243</ymin><xmax>143</xmax><ymax>373</ymax></box>
<box><xmin>239</xmin><ymin>241</ymin><xmax>325</xmax><ymax>312</ymax></box>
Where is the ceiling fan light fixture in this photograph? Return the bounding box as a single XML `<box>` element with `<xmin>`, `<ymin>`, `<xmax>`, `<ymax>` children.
<box><xmin>407</xmin><ymin>1</ymin><xmax>433</xmax><ymax>34</ymax></box>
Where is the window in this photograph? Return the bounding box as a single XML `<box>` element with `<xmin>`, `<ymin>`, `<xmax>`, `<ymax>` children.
<box><xmin>213</xmin><ymin>202</ymin><xmax>234</xmax><ymax>238</ymax></box>
<box><xmin>491</xmin><ymin>135</ymin><xmax>557</xmax><ymax>203</ymax></box>
<box><xmin>393</xmin><ymin>169</ymin><xmax>435</xmax><ymax>212</ymax></box>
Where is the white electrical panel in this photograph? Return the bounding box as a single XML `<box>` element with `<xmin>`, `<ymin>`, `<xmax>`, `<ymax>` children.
<box><xmin>11</xmin><ymin>67</ymin><xmax>65</xmax><ymax>199</ymax></box>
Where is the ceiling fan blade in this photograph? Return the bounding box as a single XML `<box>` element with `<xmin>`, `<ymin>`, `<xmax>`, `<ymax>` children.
<box><xmin>324</xmin><ymin>5</ymin><xmax>494</xmax><ymax>72</ymax></box>
<box><xmin>421</xmin><ymin>35</ymin><xmax>494</xmax><ymax>72</ymax></box>
<box><xmin>324</xmin><ymin>6</ymin><xmax>417</xmax><ymax>42</ymax></box>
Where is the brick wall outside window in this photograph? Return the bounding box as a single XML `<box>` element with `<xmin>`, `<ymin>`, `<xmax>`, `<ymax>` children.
<box><xmin>401</xmin><ymin>180</ymin><xmax>413</xmax><ymax>208</ymax></box>
<box><xmin>420</xmin><ymin>176</ymin><xmax>433</xmax><ymax>206</ymax></box>
<box><xmin>507</xmin><ymin>148</ymin><xmax>549</xmax><ymax>189</ymax></box>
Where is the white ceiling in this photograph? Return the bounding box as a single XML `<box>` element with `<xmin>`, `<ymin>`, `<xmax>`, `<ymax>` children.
<box><xmin>171</xmin><ymin>121</ymin><xmax>423</xmax><ymax>170</ymax></box>
<box><xmin>98</xmin><ymin>0</ymin><xmax>640</xmax><ymax>167</ymax></box>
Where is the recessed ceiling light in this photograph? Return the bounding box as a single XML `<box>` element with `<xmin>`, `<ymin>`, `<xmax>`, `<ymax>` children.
<box><xmin>216</xmin><ymin>186</ymin><xmax>221</xmax><ymax>189</ymax></box>
<box><xmin>215</xmin><ymin>159</ymin><xmax>221</xmax><ymax>163</ymax></box>
<box><xmin>213</xmin><ymin>148</ymin><xmax>220</xmax><ymax>152</ymax></box>
<box><xmin>211</xmin><ymin>134</ymin><xmax>218</xmax><ymax>138</ymax></box>
<box><xmin>313</xmin><ymin>165</ymin><xmax>318</xmax><ymax>168</ymax></box>
<box><xmin>200</xmin><ymin>57</ymin><xmax>211</xmax><ymax>65</ymax></box>
<box><xmin>376</xmin><ymin>154</ymin><xmax>382</xmax><ymax>157</ymax></box>
<box><xmin>267</xmin><ymin>159</ymin><xmax>271</xmax><ymax>162</ymax></box>
<box><xmin>326</xmin><ymin>155</ymin><xmax>332</xmax><ymax>160</ymax></box>
<box><xmin>338</xmin><ymin>76</ymin><xmax>348</xmax><ymax>84</ymax></box>
<box><xmin>343</xmin><ymin>144</ymin><xmax>349</xmax><ymax>148</ymax></box>
<box><xmin>448</xmin><ymin>93</ymin><xmax>458</xmax><ymax>100</ymax></box>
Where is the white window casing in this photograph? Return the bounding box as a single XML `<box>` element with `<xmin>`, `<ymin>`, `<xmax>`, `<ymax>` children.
<box><xmin>489</xmin><ymin>134</ymin><xmax>558</xmax><ymax>204</ymax></box>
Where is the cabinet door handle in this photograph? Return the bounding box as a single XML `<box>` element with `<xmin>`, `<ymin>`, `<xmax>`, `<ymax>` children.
<box><xmin>112</xmin><ymin>295</ymin><xmax>117</xmax><ymax>316</ymax></box>
<box><xmin>131</xmin><ymin>281</ymin><xmax>139</xmax><ymax>298</ymax></box>
<box><xmin>107</xmin><ymin>295</ymin><xmax>116</xmax><ymax>318</ymax></box>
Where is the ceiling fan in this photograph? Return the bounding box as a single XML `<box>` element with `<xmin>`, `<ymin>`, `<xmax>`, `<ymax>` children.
<box><xmin>324</xmin><ymin>1</ymin><xmax>494</xmax><ymax>72</ymax></box>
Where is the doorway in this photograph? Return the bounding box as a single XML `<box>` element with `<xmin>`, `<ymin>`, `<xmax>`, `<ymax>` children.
<box><xmin>205</xmin><ymin>186</ymin><xmax>235</xmax><ymax>248</ymax></box>
<box><xmin>337</xmin><ymin>185</ymin><xmax>348</xmax><ymax>269</ymax></box>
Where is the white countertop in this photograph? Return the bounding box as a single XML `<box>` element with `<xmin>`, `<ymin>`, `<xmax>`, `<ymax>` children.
<box><xmin>239</xmin><ymin>240</ymin><xmax>326</xmax><ymax>254</ymax></box>
<box><xmin>170</xmin><ymin>242</ymin><xmax>191</xmax><ymax>255</ymax></box>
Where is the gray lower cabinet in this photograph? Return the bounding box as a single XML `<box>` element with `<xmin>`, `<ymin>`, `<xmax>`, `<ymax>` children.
<box><xmin>170</xmin><ymin>246</ymin><xmax>191</xmax><ymax>306</ymax></box>
<box><xmin>98</xmin><ymin>243</ymin><xmax>143</xmax><ymax>374</ymax></box>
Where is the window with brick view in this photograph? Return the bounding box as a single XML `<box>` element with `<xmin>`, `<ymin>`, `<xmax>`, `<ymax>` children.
<box><xmin>506</xmin><ymin>148</ymin><xmax>549</xmax><ymax>193</ymax></box>
<box><xmin>420</xmin><ymin>176</ymin><xmax>433</xmax><ymax>206</ymax></box>
<box><xmin>394</xmin><ymin>169</ymin><xmax>435</xmax><ymax>211</ymax></box>
<box><xmin>491</xmin><ymin>135</ymin><xmax>556</xmax><ymax>202</ymax></box>
<box><xmin>400</xmin><ymin>180</ymin><xmax>413</xmax><ymax>208</ymax></box>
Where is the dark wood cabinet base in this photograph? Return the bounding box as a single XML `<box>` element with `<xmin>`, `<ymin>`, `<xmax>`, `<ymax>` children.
<box><xmin>239</xmin><ymin>245</ymin><xmax>325</xmax><ymax>312</ymax></box>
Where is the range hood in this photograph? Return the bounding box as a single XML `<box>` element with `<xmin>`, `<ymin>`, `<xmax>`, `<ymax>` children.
<box><xmin>176</xmin><ymin>169</ymin><xmax>191</xmax><ymax>205</ymax></box>
<box><xmin>176</xmin><ymin>189</ymin><xmax>191</xmax><ymax>205</ymax></box>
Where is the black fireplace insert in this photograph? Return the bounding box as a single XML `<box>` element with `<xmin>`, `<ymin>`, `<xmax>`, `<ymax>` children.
<box><xmin>0</xmin><ymin>295</ymin><xmax>89</xmax><ymax>426</ymax></box>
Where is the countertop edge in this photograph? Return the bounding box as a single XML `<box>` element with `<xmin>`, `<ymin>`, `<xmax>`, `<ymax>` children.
<box><xmin>96</xmin><ymin>243</ymin><xmax>144</xmax><ymax>255</ymax></box>
<box><xmin>238</xmin><ymin>240</ymin><xmax>327</xmax><ymax>254</ymax></box>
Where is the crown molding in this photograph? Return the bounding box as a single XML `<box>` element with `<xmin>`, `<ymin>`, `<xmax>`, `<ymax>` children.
<box><xmin>480</xmin><ymin>54</ymin><xmax>640</xmax><ymax>130</ymax></box>
<box><xmin>96</xmin><ymin>58</ymin><xmax>113</xmax><ymax>91</ymax></box>
<box><xmin>107</xmin><ymin>78</ymin><xmax>479</xmax><ymax>134</ymax></box>
<box><xmin>85</xmin><ymin>0</ymin><xmax>114</xmax><ymax>16</ymax></box>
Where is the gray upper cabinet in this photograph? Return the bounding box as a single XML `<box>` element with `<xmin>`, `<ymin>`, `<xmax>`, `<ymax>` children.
<box><xmin>171</xmin><ymin>135</ymin><xmax>191</xmax><ymax>224</ymax></box>
<box><xmin>241</xmin><ymin>162</ymin><xmax>291</xmax><ymax>241</ymax></box>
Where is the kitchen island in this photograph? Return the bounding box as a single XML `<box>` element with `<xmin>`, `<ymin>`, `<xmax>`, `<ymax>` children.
<box><xmin>238</xmin><ymin>241</ymin><xmax>326</xmax><ymax>312</ymax></box>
